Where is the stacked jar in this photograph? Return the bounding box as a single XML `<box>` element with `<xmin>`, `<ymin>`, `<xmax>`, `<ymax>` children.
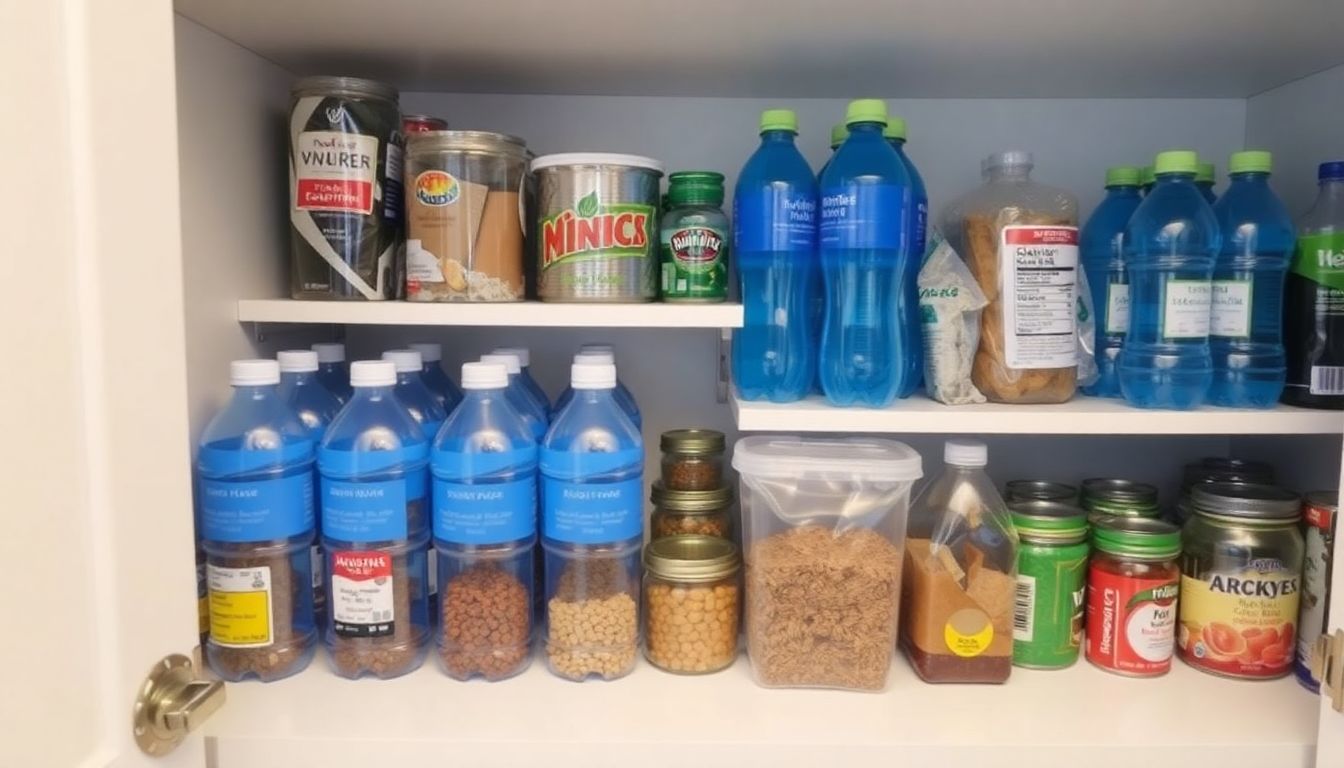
<box><xmin>652</xmin><ymin>429</ymin><xmax>732</xmax><ymax>540</ymax></box>
<box><xmin>1080</xmin><ymin>478</ymin><xmax>1161</xmax><ymax>521</ymax></box>
<box><xmin>642</xmin><ymin>535</ymin><xmax>741</xmax><ymax>674</ymax></box>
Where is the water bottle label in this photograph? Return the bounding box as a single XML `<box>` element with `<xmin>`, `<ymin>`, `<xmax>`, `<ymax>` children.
<box><xmin>733</xmin><ymin>189</ymin><xmax>816</xmax><ymax>252</ymax></box>
<box><xmin>1162</xmin><ymin>280</ymin><xmax>1213</xmax><ymax>339</ymax></box>
<box><xmin>329</xmin><ymin>549</ymin><xmax>396</xmax><ymax>638</ymax></box>
<box><xmin>433</xmin><ymin>477</ymin><xmax>537</xmax><ymax>545</ymax></box>
<box><xmin>200</xmin><ymin>474</ymin><xmax>314</xmax><ymax>542</ymax></box>
<box><xmin>1105</xmin><ymin>283</ymin><xmax>1131</xmax><ymax>335</ymax></box>
<box><xmin>321</xmin><ymin>477</ymin><xmax>414</xmax><ymax>541</ymax></box>
<box><xmin>1000</xmin><ymin>226</ymin><xmax>1079</xmax><ymax>369</ymax></box>
<box><xmin>542</xmin><ymin>477</ymin><xmax>643</xmax><ymax>544</ymax></box>
<box><xmin>1210</xmin><ymin>280</ymin><xmax>1253</xmax><ymax>338</ymax></box>
<box><xmin>819</xmin><ymin>184</ymin><xmax>906</xmax><ymax>250</ymax></box>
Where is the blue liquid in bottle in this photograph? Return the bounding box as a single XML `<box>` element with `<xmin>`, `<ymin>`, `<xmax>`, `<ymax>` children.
<box><xmin>1119</xmin><ymin>150</ymin><xmax>1221</xmax><ymax>409</ymax></box>
<box><xmin>732</xmin><ymin>108</ymin><xmax>818</xmax><ymax>402</ymax></box>
<box><xmin>1209</xmin><ymin>151</ymin><xmax>1293</xmax><ymax>408</ymax></box>
<box><xmin>481</xmin><ymin>352</ymin><xmax>549</xmax><ymax>440</ymax></box>
<box><xmin>493</xmin><ymin>346</ymin><xmax>551</xmax><ymax>418</ymax></box>
<box><xmin>886</xmin><ymin>117</ymin><xmax>927</xmax><ymax>397</ymax></box>
<box><xmin>1080</xmin><ymin>167</ymin><xmax>1143</xmax><ymax>398</ymax></box>
<box><xmin>312</xmin><ymin>342</ymin><xmax>352</xmax><ymax>403</ymax></box>
<box><xmin>408</xmin><ymin>342</ymin><xmax>464</xmax><ymax>416</ymax></box>
<box><xmin>818</xmin><ymin>99</ymin><xmax>911</xmax><ymax>407</ymax></box>
<box><xmin>384</xmin><ymin>349</ymin><xmax>448</xmax><ymax>440</ymax></box>
<box><xmin>1196</xmin><ymin>162</ymin><xmax>1218</xmax><ymax>205</ymax></box>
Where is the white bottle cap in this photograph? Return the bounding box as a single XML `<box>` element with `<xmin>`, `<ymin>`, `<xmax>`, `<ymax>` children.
<box><xmin>382</xmin><ymin>349</ymin><xmax>423</xmax><ymax>373</ymax></box>
<box><xmin>408</xmin><ymin>342</ymin><xmax>442</xmax><ymax>363</ymax></box>
<box><xmin>277</xmin><ymin>350</ymin><xmax>319</xmax><ymax>373</ymax></box>
<box><xmin>580</xmin><ymin>343</ymin><xmax>615</xmax><ymax>357</ymax></box>
<box><xmin>571</xmin><ymin>362</ymin><xmax>617</xmax><ymax>390</ymax></box>
<box><xmin>574</xmin><ymin>350</ymin><xmax>616</xmax><ymax>366</ymax></box>
<box><xmin>461</xmin><ymin>362</ymin><xmax>509</xmax><ymax>390</ymax></box>
<box><xmin>492</xmin><ymin>346</ymin><xmax>530</xmax><ymax>367</ymax></box>
<box><xmin>944</xmin><ymin>438</ymin><xmax>988</xmax><ymax>467</ymax></box>
<box><xmin>480</xmin><ymin>353</ymin><xmax>522</xmax><ymax>375</ymax></box>
<box><xmin>311</xmin><ymin>343</ymin><xmax>346</xmax><ymax>363</ymax></box>
<box><xmin>230</xmin><ymin>359</ymin><xmax>280</xmax><ymax>386</ymax></box>
<box><xmin>350</xmin><ymin>360</ymin><xmax>396</xmax><ymax>388</ymax></box>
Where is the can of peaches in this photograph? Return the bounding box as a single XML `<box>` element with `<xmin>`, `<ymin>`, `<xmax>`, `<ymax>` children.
<box><xmin>1178</xmin><ymin>483</ymin><xmax>1304</xmax><ymax>680</ymax></box>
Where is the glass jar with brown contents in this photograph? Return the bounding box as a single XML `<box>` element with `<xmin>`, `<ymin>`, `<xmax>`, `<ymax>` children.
<box><xmin>660</xmin><ymin>429</ymin><xmax>726</xmax><ymax>491</ymax></box>
<box><xmin>650</xmin><ymin>482</ymin><xmax>732</xmax><ymax>540</ymax></box>
<box><xmin>643</xmin><ymin>535</ymin><xmax>741</xmax><ymax>674</ymax></box>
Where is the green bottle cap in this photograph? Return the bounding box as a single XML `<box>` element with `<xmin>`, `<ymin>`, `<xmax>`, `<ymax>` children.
<box><xmin>1196</xmin><ymin>162</ymin><xmax>1216</xmax><ymax>183</ymax></box>
<box><xmin>667</xmin><ymin>171</ymin><xmax>725</xmax><ymax>207</ymax></box>
<box><xmin>883</xmin><ymin>117</ymin><xmax>908</xmax><ymax>141</ymax></box>
<box><xmin>1140</xmin><ymin>165</ymin><xmax>1155</xmax><ymax>186</ymax></box>
<box><xmin>759</xmin><ymin>109</ymin><xmax>798</xmax><ymax>134</ymax></box>
<box><xmin>1230</xmin><ymin>150</ymin><xmax>1272</xmax><ymax>174</ymax></box>
<box><xmin>830</xmin><ymin>122</ymin><xmax>849</xmax><ymax>149</ymax></box>
<box><xmin>1105</xmin><ymin>166</ymin><xmax>1141</xmax><ymax>188</ymax></box>
<box><xmin>1154</xmin><ymin>150</ymin><xmax>1199</xmax><ymax>176</ymax></box>
<box><xmin>845</xmin><ymin>98</ymin><xmax>888</xmax><ymax>127</ymax></box>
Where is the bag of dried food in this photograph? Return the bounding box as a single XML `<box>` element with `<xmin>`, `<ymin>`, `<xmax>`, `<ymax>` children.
<box><xmin>919</xmin><ymin>230</ymin><xmax>988</xmax><ymax>405</ymax></box>
<box><xmin>940</xmin><ymin>151</ymin><xmax>1080</xmax><ymax>403</ymax></box>
<box><xmin>901</xmin><ymin>439</ymin><xmax>1018</xmax><ymax>683</ymax></box>
<box><xmin>732</xmin><ymin>436</ymin><xmax>922</xmax><ymax>691</ymax></box>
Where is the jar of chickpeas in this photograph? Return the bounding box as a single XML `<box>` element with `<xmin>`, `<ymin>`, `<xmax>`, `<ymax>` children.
<box><xmin>650</xmin><ymin>482</ymin><xmax>732</xmax><ymax>540</ymax></box>
<box><xmin>642</xmin><ymin>535</ymin><xmax>741</xmax><ymax>674</ymax></box>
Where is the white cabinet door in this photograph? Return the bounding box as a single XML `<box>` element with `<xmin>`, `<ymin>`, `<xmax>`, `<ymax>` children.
<box><xmin>2</xmin><ymin>0</ymin><xmax>205</xmax><ymax>765</ymax></box>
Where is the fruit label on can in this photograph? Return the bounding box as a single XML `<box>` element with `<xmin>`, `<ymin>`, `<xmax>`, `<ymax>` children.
<box><xmin>661</xmin><ymin>225</ymin><xmax>728</xmax><ymax>300</ymax></box>
<box><xmin>1180</xmin><ymin>562</ymin><xmax>1300</xmax><ymax>678</ymax></box>
<box><xmin>1085</xmin><ymin>569</ymin><xmax>1178</xmax><ymax>675</ymax></box>
<box><xmin>331</xmin><ymin>550</ymin><xmax>396</xmax><ymax>638</ymax></box>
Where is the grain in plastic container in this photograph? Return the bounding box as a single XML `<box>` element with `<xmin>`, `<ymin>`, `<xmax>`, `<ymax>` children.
<box><xmin>733</xmin><ymin>436</ymin><xmax>923</xmax><ymax>690</ymax></box>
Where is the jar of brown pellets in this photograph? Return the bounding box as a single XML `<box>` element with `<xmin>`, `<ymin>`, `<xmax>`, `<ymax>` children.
<box><xmin>650</xmin><ymin>482</ymin><xmax>733</xmax><ymax>540</ymax></box>
<box><xmin>643</xmin><ymin>535</ymin><xmax>741</xmax><ymax>674</ymax></box>
<box><xmin>436</xmin><ymin>539</ymin><xmax>534</xmax><ymax>681</ymax></box>
<box><xmin>660</xmin><ymin>429</ymin><xmax>726</xmax><ymax>491</ymax></box>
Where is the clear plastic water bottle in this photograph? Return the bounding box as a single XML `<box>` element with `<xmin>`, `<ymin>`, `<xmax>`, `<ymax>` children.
<box><xmin>479</xmin><ymin>352</ymin><xmax>548</xmax><ymax>440</ymax></box>
<box><xmin>311</xmin><ymin>342</ymin><xmax>352</xmax><ymax>403</ymax></box>
<box><xmin>318</xmin><ymin>360</ymin><xmax>431</xmax><ymax>680</ymax></box>
<box><xmin>553</xmin><ymin>345</ymin><xmax>641</xmax><ymax>429</ymax></box>
<box><xmin>431</xmin><ymin>361</ymin><xmax>537</xmax><ymax>680</ymax></box>
<box><xmin>1196</xmin><ymin>161</ymin><xmax>1218</xmax><ymax>205</ymax></box>
<box><xmin>407</xmin><ymin>342</ymin><xmax>464</xmax><ymax>416</ymax></box>
<box><xmin>732</xmin><ymin>108</ymin><xmax>818</xmax><ymax>403</ymax></box>
<box><xmin>1119</xmin><ymin>150</ymin><xmax>1221</xmax><ymax>409</ymax></box>
<box><xmin>819</xmin><ymin>99</ymin><xmax>912</xmax><ymax>407</ymax></box>
<box><xmin>491</xmin><ymin>346</ymin><xmax>551</xmax><ymax>418</ymax></box>
<box><xmin>1209</xmin><ymin>151</ymin><xmax>1294</xmax><ymax>408</ymax></box>
<box><xmin>198</xmin><ymin>359</ymin><xmax>317</xmax><ymax>682</ymax></box>
<box><xmin>886</xmin><ymin>116</ymin><xmax>928</xmax><ymax>396</ymax></box>
<box><xmin>383</xmin><ymin>349</ymin><xmax>448</xmax><ymax>440</ymax></box>
<box><xmin>1080</xmin><ymin>166</ymin><xmax>1143</xmax><ymax>398</ymax></box>
<box><xmin>1284</xmin><ymin>161</ymin><xmax>1344</xmax><ymax>409</ymax></box>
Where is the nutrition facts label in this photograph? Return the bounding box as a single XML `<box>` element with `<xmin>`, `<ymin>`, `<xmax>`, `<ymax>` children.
<box><xmin>1000</xmin><ymin>226</ymin><xmax>1080</xmax><ymax>369</ymax></box>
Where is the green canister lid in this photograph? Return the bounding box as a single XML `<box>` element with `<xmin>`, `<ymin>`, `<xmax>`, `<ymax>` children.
<box><xmin>1092</xmin><ymin>516</ymin><xmax>1181</xmax><ymax>560</ymax></box>
<box><xmin>1154</xmin><ymin>150</ymin><xmax>1199</xmax><ymax>175</ymax></box>
<box><xmin>643</xmin><ymin>534</ymin><xmax>740</xmax><ymax>583</ymax></box>
<box><xmin>759</xmin><ymin>109</ymin><xmax>798</xmax><ymax>134</ymax></box>
<box><xmin>1105</xmin><ymin>166</ymin><xmax>1141</xmax><ymax>188</ymax></box>
<box><xmin>1230</xmin><ymin>150</ymin><xmax>1273</xmax><ymax>174</ymax></box>
<box><xmin>845</xmin><ymin>98</ymin><xmax>888</xmax><ymax>127</ymax></box>
<box><xmin>1081</xmin><ymin>478</ymin><xmax>1159</xmax><ymax>516</ymax></box>
<box><xmin>1010</xmin><ymin>500</ymin><xmax>1089</xmax><ymax>544</ymax></box>
<box><xmin>667</xmin><ymin>171</ymin><xmax>725</xmax><ymax>207</ymax></box>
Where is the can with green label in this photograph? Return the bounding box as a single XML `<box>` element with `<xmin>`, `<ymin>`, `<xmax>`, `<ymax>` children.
<box><xmin>1010</xmin><ymin>500</ymin><xmax>1090</xmax><ymax>669</ymax></box>
<box><xmin>660</xmin><ymin>171</ymin><xmax>729</xmax><ymax>302</ymax></box>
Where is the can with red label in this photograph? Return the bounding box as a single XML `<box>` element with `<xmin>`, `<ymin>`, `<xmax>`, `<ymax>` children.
<box><xmin>1296</xmin><ymin>490</ymin><xmax>1338</xmax><ymax>691</ymax></box>
<box><xmin>403</xmin><ymin>114</ymin><xmax>448</xmax><ymax>134</ymax></box>
<box><xmin>1085</xmin><ymin>516</ymin><xmax>1182</xmax><ymax>677</ymax></box>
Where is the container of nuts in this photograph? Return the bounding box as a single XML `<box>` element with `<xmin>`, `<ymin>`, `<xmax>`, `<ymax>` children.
<box><xmin>650</xmin><ymin>482</ymin><xmax>733</xmax><ymax>540</ymax></box>
<box><xmin>660</xmin><ymin>429</ymin><xmax>726</xmax><ymax>491</ymax></box>
<box><xmin>543</xmin><ymin>539</ymin><xmax>641</xmax><ymax>681</ymax></box>
<box><xmin>643</xmin><ymin>535</ymin><xmax>741</xmax><ymax>674</ymax></box>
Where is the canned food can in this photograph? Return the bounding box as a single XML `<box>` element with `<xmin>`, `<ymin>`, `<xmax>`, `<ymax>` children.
<box><xmin>532</xmin><ymin>153</ymin><xmax>663</xmax><ymax>302</ymax></box>
<box><xmin>403</xmin><ymin>114</ymin><xmax>448</xmax><ymax>134</ymax></box>
<box><xmin>1296</xmin><ymin>490</ymin><xmax>1337</xmax><ymax>691</ymax></box>
<box><xmin>1009</xmin><ymin>501</ymin><xmax>1089</xmax><ymax>669</ymax></box>
<box><xmin>289</xmin><ymin>76</ymin><xmax>403</xmax><ymax>300</ymax></box>
<box><xmin>1005</xmin><ymin>480</ymin><xmax>1078</xmax><ymax>503</ymax></box>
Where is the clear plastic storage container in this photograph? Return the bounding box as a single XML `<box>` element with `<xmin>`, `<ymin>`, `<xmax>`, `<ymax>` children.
<box><xmin>543</xmin><ymin>539</ymin><xmax>641</xmax><ymax>681</ymax></box>
<box><xmin>733</xmin><ymin>436</ymin><xmax>923</xmax><ymax>690</ymax></box>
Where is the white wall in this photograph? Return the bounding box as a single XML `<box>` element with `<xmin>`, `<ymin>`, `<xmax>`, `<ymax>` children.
<box><xmin>1246</xmin><ymin>63</ymin><xmax>1344</xmax><ymax>216</ymax></box>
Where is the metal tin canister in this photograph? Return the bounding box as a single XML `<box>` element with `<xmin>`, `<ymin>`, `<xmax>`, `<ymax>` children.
<box><xmin>532</xmin><ymin>153</ymin><xmax>663</xmax><ymax>302</ymax></box>
<box><xmin>1081</xmin><ymin>478</ymin><xmax>1160</xmax><ymax>521</ymax></box>
<box><xmin>1006</xmin><ymin>480</ymin><xmax>1078</xmax><ymax>503</ymax></box>
<box><xmin>1296</xmin><ymin>490</ymin><xmax>1338</xmax><ymax>691</ymax></box>
<box><xmin>289</xmin><ymin>76</ymin><xmax>403</xmax><ymax>300</ymax></box>
<box><xmin>1009</xmin><ymin>501</ymin><xmax>1089</xmax><ymax>669</ymax></box>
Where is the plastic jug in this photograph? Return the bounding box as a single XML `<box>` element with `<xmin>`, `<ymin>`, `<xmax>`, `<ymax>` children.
<box><xmin>1080</xmin><ymin>167</ymin><xmax>1143</xmax><ymax>397</ymax></box>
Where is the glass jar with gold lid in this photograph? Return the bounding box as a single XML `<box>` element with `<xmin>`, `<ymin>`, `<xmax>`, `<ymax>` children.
<box><xmin>642</xmin><ymin>535</ymin><xmax>741</xmax><ymax>674</ymax></box>
<box><xmin>650</xmin><ymin>481</ymin><xmax>732</xmax><ymax>540</ymax></box>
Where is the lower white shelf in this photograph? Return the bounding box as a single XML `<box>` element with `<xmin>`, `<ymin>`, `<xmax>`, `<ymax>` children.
<box><xmin>206</xmin><ymin>652</ymin><xmax>1318</xmax><ymax>767</ymax></box>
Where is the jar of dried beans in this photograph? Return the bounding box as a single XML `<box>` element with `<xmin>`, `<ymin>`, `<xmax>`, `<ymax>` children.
<box><xmin>643</xmin><ymin>535</ymin><xmax>741</xmax><ymax>674</ymax></box>
<box><xmin>650</xmin><ymin>482</ymin><xmax>733</xmax><ymax>540</ymax></box>
<box><xmin>543</xmin><ymin>539</ymin><xmax>641</xmax><ymax>681</ymax></box>
<box><xmin>660</xmin><ymin>429</ymin><xmax>726</xmax><ymax>490</ymax></box>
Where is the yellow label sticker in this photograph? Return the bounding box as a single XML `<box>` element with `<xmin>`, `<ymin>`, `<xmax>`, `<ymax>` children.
<box><xmin>1177</xmin><ymin>567</ymin><xmax>1300</xmax><ymax>677</ymax></box>
<box><xmin>944</xmin><ymin>607</ymin><xmax>994</xmax><ymax>657</ymax></box>
<box><xmin>207</xmin><ymin>564</ymin><xmax>274</xmax><ymax>647</ymax></box>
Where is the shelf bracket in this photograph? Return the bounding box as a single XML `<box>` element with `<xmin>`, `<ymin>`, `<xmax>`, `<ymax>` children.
<box><xmin>717</xmin><ymin>328</ymin><xmax>730</xmax><ymax>404</ymax></box>
<box><xmin>249</xmin><ymin>322</ymin><xmax>344</xmax><ymax>345</ymax></box>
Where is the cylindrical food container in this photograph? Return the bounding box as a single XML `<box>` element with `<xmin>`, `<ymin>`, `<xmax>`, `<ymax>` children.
<box><xmin>1297</xmin><ymin>490</ymin><xmax>1338</xmax><ymax>691</ymax></box>
<box><xmin>405</xmin><ymin>131</ymin><xmax>528</xmax><ymax>302</ymax></box>
<box><xmin>542</xmin><ymin>539</ymin><xmax>641</xmax><ymax>681</ymax></box>
<box><xmin>1175</xmin><ymin>457</ymin><xmax>1276</xmax><ymax>525</ymax></box>
<box><xmin>402</xmin><ymin>114</ymin><xmax>448</xmax><ymax>134</ymax></box>
<box><xmin>1085</xmin><ymin>516</ymin><xmax>1181</xmax><ymax>677</ymax></box>
<box><xmin>324</xmin><ymin>538</ymin><xmax>431</xmax><ymax>680</ymax></box>
<box><xmin>435</xmin><ymin>539</ymin><xmax>534</xmax><ymax>681</ymax></box>
<box><xmin>289</xmin><ymin>76</ymin><xmax>403</xmax><ymax>301</ymax></box>
<box><xmin>532</xmin><ymin>153</ymin><xmax>663</xmax><ymax>302</ymax></box>
<box><xmin>660</xmin><ymin>428</ymin><xmax>727</xmax><ymax>491</ymax></box>
<box><xmin>1005</xmin><ymin>480</ymin><xmax>1078</xmax><ymax>503</ymax></box>
<box><xmin>643</xmin><ymin>535</ymin><xmax>741</xmax><ymax>674</ymax></box>
<box><xmin>1009</xmin><ymin>501</ymin><xmax>1089</xmax><ymax>669</ymax></box>
<box><xmin>1081</xmin><ymin>478</ymin><xmax>1160</xmax><ymax>520</ymax></box>
<box><xmin>650</xmin><ymin>482</ymin><xmax>733</xmax><ymax>540</ymax></box>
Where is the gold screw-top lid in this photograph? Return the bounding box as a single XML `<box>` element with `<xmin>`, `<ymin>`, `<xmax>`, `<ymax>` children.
<box><xmin>650</xmin><ymin>481</ymin><xmax>733</xmax><ymax>513</ymax></box>
<box><xmin>643</xmin><ymin>535</ymin><xmax>740</xmax><ymax>583</ymax></box>
<box><xmin>660</xmin><ymin>428</ymin><xmax>726</xmax><ymax>455</ymax></box>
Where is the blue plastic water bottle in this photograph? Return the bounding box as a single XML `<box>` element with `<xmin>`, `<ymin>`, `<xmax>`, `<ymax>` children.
<box><xmin>383</xmin><ymin>349</ymin><xmax>448</xmax><ymax>440</ymax></box>
<box><xmin>1209</xmin><ymin>151</ymin><xmax>1294</xmax><ymax>408</ymax></box>
<box><xmin>311</xmin><ymin>342</ymin><xmax>352</xmax><ymax>403</ymax></box>
<box><xmin>552</xmin><ymin>345</ymin><xmax>641</xmax><ymax>429</ymax></box>
<box><xmin>1119</xmin><ymin>150</ymin><xmax>1221</xmax><ymax>409</ymax></box>
<box><xmin>1080</xmin><ymin>166</ymin><xmax>1144</xmax><ymax>397</ymax></box>
<box><xmin>480</xmin><ymin>353</ymin><xmax>548</xmax><ymax>440</ymax></box>
<box><xmin>732</xmin><ymin>108</ymin><xmax>818</xmax><ymax>402</ymax></box>
<box><xmin>819</xmin><ymin>99</ymin><xmax>912</xmax><ymax>407</ymax></box>
<box><xmin>407</xmin><ymin>342</ymin><xmax>464</xmax><ymax>416</ymax></box>
<box><xmin>492</xmin><ymin>346</ymin><xmax>551</xmax><ymax>417</ymax></box>
<box><xmin>1196</xmin><ymin>162</ymin><xmax>1218</xmax><ymax>205</ymax></box>
<box><xmin>198</xmin><ymin>359</ymin><xmax>317</xmax><ymax>682</ymax></box>
<box><xmin>886</xmin><ymin>116</ymin><xmax>927</xmax><ymax>396</ymax></box>
<box><xmin>318</xmin><ymin>360</ymin><xmax>430</xmax><ymax>679</ymax></box>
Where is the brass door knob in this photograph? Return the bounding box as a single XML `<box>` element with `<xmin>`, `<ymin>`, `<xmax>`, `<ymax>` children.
<box><xmin>132</xmin><ymin>654</ymin><xmax>226</xmax><ymax>756</ymax></box>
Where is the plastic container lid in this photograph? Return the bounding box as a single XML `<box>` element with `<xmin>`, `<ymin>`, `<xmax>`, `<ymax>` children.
<box><xmin>1195</xmin><ymin>161</ymin><xmax>1216</xmax><ymax>183</ymax></box>
<box><xmin>660</xmin><ymin>428</ymin><xmax>725</xmax><ymax>455</ymax></box>
<box><xmin>759</xmin><ymin>109</ymin><xmax>799</xmax><ymax>134</ymax></box>
<box><xmin>580</xmin><ymin>343</ymin><xmax>615</xmax><ymax>356</ymax></box>
<box><xmin>530</xmin><ymin>152</ymin><xmax>664</xmax><ymax>175</ymax></box>
<box><xmin>479</xmin><ymin>353</ymin><xmax>522</xmax><ymax>375</ymax></box>
<box><xmin>460</xmin><ymin>361</ymin><xmax>509</xmax><ymax>390</ymax></box>
<box><xmin>882</xmin><ymin>117</ymin><xmax>908</xmax><ymax>141</ymax></box>
<box><xmin>382</xmin><ymin>349</ymin><xmax>423</xmax><ymax>373</ymax></box>
<box><xmin>1105</xmin><ymin>166</ymin><xmax>1141</xmax><ymax>187</ymax></box>
<box><xmin>1091</xmin><ymin>516</ymin><xmax>1181</xmax><ymax>559</ymax></box>
<box><xmin>944</xmin><ymin>438</ymin><xmax>988</xmax><ymax>467</ymax></box>
<box><xmin>491</xmin><ymin>346</ymin><xmax>530</xmax><ymax>367</ymax></box>
<box><xmin>350</xmin><ymin>360</ymin><xmax>396</xmax><ymax>388</ymax></box>
<box><xmin>731</xmin><ymin>436</ymin><xmax>922</xmax><ymax>482</ymax></box>
<box><xmin>1230</xmin><ymin>150</ymin><xmax>1273</xmax><ymax>174</ymax></box>
<box><xmin>829</xmin><ymin>122</ymin><xmax>849</xmax><ymax>148</ymax></box>
<box><xmin>571</xmin><ymin>362</ymin><xmax>617</xmax><ymax>389</ymax></box>
<box><xmin>311</xmin><ymin>342</ymin><xmax>345</xmax><ymax>363</ymax></box>
<box><xmin>276</xmin><ymin>350</ymin><xmax>319</xmax><ymax>373</ymax></box>
<box><xmin>643</xmin><ymin>535</ymin><xmax>740</xmax><ymax>583</ymax></box>
<box><xmin>230</xmin><ymin>359</ymin><xmax>280</xmax><ymax>386</ymax></box>
<box><xmin>291</xmin><ymin>76</ymin><xmax>397</xmax><ymax>102</ymax></box>
<box><xmin>405</xmin><ymin>129</ymin><xmax>526</xmax><ymax>157</ymax></box>
<box><xmin>1009</xmin><ymin>500</ymin><xmax>1089</xmax><ymax>543</ymax></box>
<box><xmin>408</xmin><ymin>342</ymin><xmax>442</xmax><ymax>363</ymax></box>
<box><xmin>1191</xmin><ymin>482</ymin><xmax>1299</xmax><ymax>521</ymax></box>
<box><xmin>985</xmin><ymin>150</ymin><xmax>1033</xmax><ymax>172</ymax></box>
<box><xmin>844</xmin><ymin>98</ymin><xmax>888</xmax><ymax>127</ymax></box>
<box><xmin>1319</xmin><ymin>161</ymin><xmax>1344</xmax><ymax>181</ymax></box>
<box><xmin>1154</xmin><ymin>150</ymin><xmax>1198</xmax><ymax>175</ymax></box>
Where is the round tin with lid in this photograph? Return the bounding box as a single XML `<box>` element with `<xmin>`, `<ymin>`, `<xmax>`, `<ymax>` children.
<box><xmin>643</xmin><ymin>534</ymin><xmax>740</xmax><ymax>583</ymax></box>
<box><xmin>1182</xmin><ymin>457</ymin><xmax>1275</xmax><ymax>492</ymax></box>
<box><xmin>408</xmin><ymin>130</ymin><xmax>527</xmax><ymax>157</ymax></box>
<box><xmin>642</xmin><ymin>535</ymin><xmax>741</xmax><ymax>674</ymax></box>
<box><xmin>1081</xmin><ymin>478</ymin><xmax>1160</xmax><ymax>519</ymax></box>
<box><xmin>661</xmin><ymin>428</ymin><xmax>726</xmax><ymax>456</ymax></box>
<box><xmin>650</xmin><ymin>482</ymin><xmax>733</xmax><ymax>540</ymax></box>
<box><xmin>1086</xmin><ymin>516</ymin><xmax>1181</xmax><ymax>677</ymax></box>
<box><xmin>291</xmin><ymin>75</ymin><xmax>398</xmax><ymax>102</ymax></box>
<box><xmin>1189</xmin><ymin>482</ymin><xmax>1300</xmax><ymax>523</ymax></box>
<box><xmin>1006</xmin><ymin>480</ymin><xmax>1078</xmax><ymax>503</ymax></box>
<box><xmin>1010</xmin><ymin>501</ymin><xmax>1089</xmax><ymax>670</ymax></box>
<box><xmin>660</xmin><ymin>429</ymin><xmax>727</xmax><ymax>491</ymax></box>
<box><xmin>1009</xmin><ymin>500</ymin><xmax>1088</xmax><ymax>544</ymax></box>
<box><xmin>1091</xmin><ymin>516</ymin><xmax>1181</xmax><ymax>560</ymax></box>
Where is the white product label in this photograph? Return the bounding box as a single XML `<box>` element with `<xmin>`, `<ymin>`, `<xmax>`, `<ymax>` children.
<box><xmin>1162</xmin><ymin>280</ymin><xmax>1212</xmax><ymax>339</ymax></box>
<box><xmin>330</xmin><ymin>550</ymin><xmax>395</xmax><ymax>638</ymax></box>
<box><xmin>1000</xmin><ymin>225</ymin><xmax>1080</xmax><ymax>369</ymax></box>
<box><xmin>1105</xmin><ymin>283</ymin><xmax>1131</xmax><ymax>335</ymax></box>
<box><xmin>207</xmin><ymin>564</ymin><xmax>274</xmax><ymax>648</ymax></box>
<box><xmin>1210</xmin><ymin>280</ymin><xmax>1253</xmax><ymax>337</ymax></box>
<box><xmin>294</xmin><ymin>130</ymin><xmax>379</xmax><ymax>214</ymax></box>
<box><xmin>1311</xmin><ymin>366</ymin><xmax>1344</xmax><ymax>395</ymax></box>
<box><xmin>1013</xmin><ymin>574</ymin><xmax>1036</xmax><ymax>642</ymax></box>
<box><xmin>405</xmin><ymin>239</ymin><xmax>445</xmax><ymax>283</ymax></box>
<box><xmin>1125</xmin><ymin>600</ymin><xmax>1176</xmax><ymax>662</ymax></box>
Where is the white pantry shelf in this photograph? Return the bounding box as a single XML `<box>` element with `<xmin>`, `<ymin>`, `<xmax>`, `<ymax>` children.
<box><xmin>733</xmin><ymin>394</ymin><xmax>1343</xmax><ymax>436</ymax></box>
<box><xmin>237</xmin><ymin>299</ymin><xmax>743</xmax><ymax>329</ymax></box>
<box><xmin>206</xmin><ymin>654</ymin><xmax>1317</xmax><ymax>767</ymax></box>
